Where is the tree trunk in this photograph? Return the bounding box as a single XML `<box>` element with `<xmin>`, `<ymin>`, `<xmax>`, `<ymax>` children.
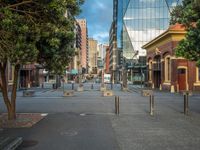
<box><xmin>10</xmin><ymin>64</ymin><xmax>20</xmax><ymax>120</ymax></box>
<box><xmin>0</xmin><ymin>62</ymin><xmax>12</xmax><ymax>119</ymax></box>
<box><xmin>0</xmin><ymin>62</ymin><xmax>20</xmax><ymax>120</ymax></box>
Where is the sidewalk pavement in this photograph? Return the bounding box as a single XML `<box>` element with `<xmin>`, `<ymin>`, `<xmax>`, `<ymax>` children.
<box><xmin>0</xmin><ymin>89</ymin><xmax>200</xmax><ymax>150</ymax></box>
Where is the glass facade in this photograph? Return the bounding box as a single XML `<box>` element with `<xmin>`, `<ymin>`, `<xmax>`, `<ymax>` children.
<box><xmin>120</xmin><ymin>0</ymin><xmax>182</xmax><ymax>59</ymax></box>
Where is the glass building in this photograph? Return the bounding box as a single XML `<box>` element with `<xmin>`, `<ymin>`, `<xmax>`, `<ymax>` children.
<box><xmin>117</xmin><ymin>0</ymin><xmax>182</xmax><ymax>59</ymax></box>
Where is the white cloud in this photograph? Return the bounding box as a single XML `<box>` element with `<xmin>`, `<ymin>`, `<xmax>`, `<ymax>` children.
<box><xmin>93</xmin><ymin>32</ymin><xmax>109</xmax><ymax>42</ymax></box>
<box><xmin>96</xmin><ymin>1</ymin><xmax>106</xmax><ymax>9</ymax></box>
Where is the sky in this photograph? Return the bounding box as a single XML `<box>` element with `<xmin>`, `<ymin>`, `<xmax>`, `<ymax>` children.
<box><xmin>78</xmin><ymin>0</ymin><xmax>113</xmax><ymax>44</ymax></box>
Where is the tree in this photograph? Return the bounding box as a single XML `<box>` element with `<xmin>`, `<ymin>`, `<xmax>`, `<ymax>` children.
<box><xmin>170</xmin><ymin>0</ymin><xmax>200</xmax><ymax>65</ymax></box>
<box><xmin>0</xmin><ymin>0</ymin><xmax>84</xmax><ymax>120</ymax></box>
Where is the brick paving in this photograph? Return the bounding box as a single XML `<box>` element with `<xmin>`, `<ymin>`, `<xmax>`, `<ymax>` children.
<box><xmin>0</xmin><ymin>113</ymin><xmax>46</xmax><ymax>128</ymax></box>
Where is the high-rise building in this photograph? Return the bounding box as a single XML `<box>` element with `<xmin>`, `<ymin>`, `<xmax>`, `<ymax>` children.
<box><xmin>109</xmin><ymin>0</ymin><xmax>121</xmax><ymax>83</ymax></box>
<box><xmin>67</xmin><ymin>21</ymin><xmax>82</xmax><ymax>81</ymax></box>
<box><xmin>88</xmin><ymin>38</ymin><xmax>98</xmax><ymax>74</ymax></box>
<box><xmin>77</xmin><ymin>19</ymin><xmax>89</xmax><ymax>73</ymax></box>
<box><xmin>119</xmin><ymin>0</ymin><xmax>182</xmax><ymax>59</ymax></box>
<box><xmin>114</xmin><ymin>0</ymin><xmax>182</xmax><ymax>84</ymax></box>
<box><xmin>97</xmin><ymin>44</ymin><xmax>108</xmax><ymax>60</ymax></box>
<box><xmin>109</xmin><ymin>22</ymin><xmax>117</xmax><ymax>80</ymax></box>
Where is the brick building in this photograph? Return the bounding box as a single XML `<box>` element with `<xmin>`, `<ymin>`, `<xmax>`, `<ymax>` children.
<box><xmin>88</xmin><ymin>38</ymin><xmax>98</xmax><ymax>74</ymax></box>
<box><xmin>142</xmin><ymin>24</ymin><xmax>200</xmax><ymax>92</ymax></box>
<box><xmin>105</xmin><ymin>47</ymin><xmax>110</xmax><ymax>74</ymax></box>
<box><xmin>77</xmin><ymin>19</ymin><xmax>89</xmax><ymax>72</ymax></box>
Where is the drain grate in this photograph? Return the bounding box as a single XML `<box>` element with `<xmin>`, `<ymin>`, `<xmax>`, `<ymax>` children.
<box><xmin>18</xmin><ymin>140</ymin><xmax>38</xmax><ymax>148</ymax></box>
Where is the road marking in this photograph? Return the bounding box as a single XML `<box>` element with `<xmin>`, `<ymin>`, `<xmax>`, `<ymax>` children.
<box><xmin>80</xmin><ymin>113</ymin><xmax>86</xmax><ymax>116</ymax></box>
<box><xmin>41</xmin><ymin>113</ymin><xmax>48</xmax><ymax>116</ymax></box>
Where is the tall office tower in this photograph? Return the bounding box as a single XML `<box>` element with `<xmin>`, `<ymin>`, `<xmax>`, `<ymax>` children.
<box><xmin>77</xmin><ymin>19</ymin><xmax>89</xmax><ymax>73</ymax></box>
<box><xmin>116</xmin><ymin>0</ymin><xmax>182</xmax><ymax>59</ymax></box>
<box><xmin>88</xmin><ymin>38</ymin><xmax>98</xmax><ymax>74</ymax></box>
<box><xmin>97</xmin><ymin>44</ymin><xmax>108</xmax><ymax>74</ymax></box>
<box><xmin>97</xmin><ymin>44</ymin><xmax>109</xmax><ymax>60</ymax></box>
<box><xmin>108</xmin><ymin>0</ymin><xmax>121</xmax><ymax>83</ymax></box>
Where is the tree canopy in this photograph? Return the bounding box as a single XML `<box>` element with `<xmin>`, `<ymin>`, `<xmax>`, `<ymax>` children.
<box><xmin>0</xmin><ymin>0</ymin><xmax>84</xmax><ymax>120</ymax></box>
<box><xmin>0</xmin><ymin>0</ymin><xmax>84</xmax><ymax>73</ymax></box>
<box><xmin>170</xmin><ymin>0</ymin><xmax>200</xmax><ymax>65</ymax></box>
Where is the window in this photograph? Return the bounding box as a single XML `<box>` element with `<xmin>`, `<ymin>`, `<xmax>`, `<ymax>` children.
<box><xmin>149</xmin><ymin>60</ymin><xmax>152</xmax><ymax>81</ymax></box>
<box><xmin>164</xmin><ymin>56</ymin><xmax>171</xmax><ymax>82</ymax></box>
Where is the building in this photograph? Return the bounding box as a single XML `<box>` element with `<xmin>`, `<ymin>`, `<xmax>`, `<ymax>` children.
<box><xmin>109</xmin><ymin>22</ymin><xmax>119</xmax><ymax>83</ymax></box>
<box><xmin>105</xmin><ymin>47</ymin><xmax>110</xmax><ymax>74</ymax></box>
<box><xmin>19</xmin><ymin>64</ymin><xmax>42</xmax><ymax>88</ymax></box>
<box><xmin>97</xmin><ymin>44</ymin><xmax>108</xmax><ymax>76</ymax></box>
<box><xmin>142</xmin><ymin>24</ymin><xmax>200</xmax><ymax>92</ymax></box>
<box><xmin>97</xmin><ymin>44</ymin><xmax>108</xmax><ymax>60</ymax></box>
<box><xmin>77</xmin><ymin>19</ymin><xmax>89</xmax><ymax>73</ymax></box>
<box><xmin>121</xmin><ymin>0</ymin><xmax>182</xmax><ymax>58</ymax></box>
<box><xmin>88</xmin><ymin>38</ymin><xmax>98</xmax><ymax>74</ymax></box>
<box><xmin>67</xmin><ymin>21</ymin><xmax>82</xmax><ymax>82</ymax></box>
<box><xmin>108</xmin><ymin>0</ymin><xmax>121</xmax><ymax>83</ymax></box>
<box><xmin>114</xmin><ymin>0</ymin><xmax>182</xmax><ymax>83</ymax></box>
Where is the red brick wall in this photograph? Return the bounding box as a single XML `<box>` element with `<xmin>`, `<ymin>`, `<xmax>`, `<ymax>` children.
<box><xmin>147</xmin><ymin>40</ymin><xmax>200</xmax><ymax>91</ymax></box>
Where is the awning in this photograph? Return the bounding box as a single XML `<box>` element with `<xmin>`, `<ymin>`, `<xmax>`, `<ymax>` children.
<box><xmin>71</xmin><ymin>69</ymin><xmax>78</xmax><ymax>75</ymax></box>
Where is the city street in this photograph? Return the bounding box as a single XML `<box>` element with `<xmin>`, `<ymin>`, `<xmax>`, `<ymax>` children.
<box><xmin>1</xmin><ymin>0</ymin><xmax>200</xmax><ymax>150</ymax></box>
<box><xmin>0</xmin><ymin>84</ymin><xmax>200</xmax><ymax>150</ymax></box>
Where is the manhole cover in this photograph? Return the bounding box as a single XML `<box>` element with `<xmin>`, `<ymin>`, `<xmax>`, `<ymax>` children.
<box><xmin>18</xmin><ymin>140</ymin><xmax>38</xmax><ymax>148</ymax></box>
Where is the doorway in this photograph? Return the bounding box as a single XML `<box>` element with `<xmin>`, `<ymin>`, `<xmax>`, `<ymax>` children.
<box><xmin>154</xmin><ymin>71</ymin><xmax>161</xmax><ymax>88</ymax></box>
<box><xmin>178</xmin><ymin>68</ymin><xmax>187</xmax><ymax>91</ymax></box>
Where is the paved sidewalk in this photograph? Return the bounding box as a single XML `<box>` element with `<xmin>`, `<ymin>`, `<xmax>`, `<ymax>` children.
<box><xmin>0</xmin><ymin>89</ymin><xmax>200</xmax><ymax>149</ymax></box>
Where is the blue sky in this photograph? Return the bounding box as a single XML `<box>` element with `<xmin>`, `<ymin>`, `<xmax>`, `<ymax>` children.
<box><xmin>78</xmin><ymin>0</ymin><xmax>113</xmax><ymax>44</ymax></box>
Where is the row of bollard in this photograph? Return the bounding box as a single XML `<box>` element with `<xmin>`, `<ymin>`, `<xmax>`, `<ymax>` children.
<box><xmin>71</xmin><ymin>84</ymin><xmax>189</xmax><ymax>116</ymax></box>
<box><xmin>114</xmin><ymin>91</ymin><xmax>190</xmax><ymax>116</ymax></box>
<box><xmin>114</xmin><ymin>95</ymin><xmax>153</xmax><ymax>116</ymax></box>
<box><xmin>146</xmin><ymin>90</ymin><xmax>190</xmax><ymax>116</ymax></box>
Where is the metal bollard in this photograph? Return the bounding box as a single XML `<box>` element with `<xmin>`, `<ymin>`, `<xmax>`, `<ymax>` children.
<box><xmin>72</xmin><ymin>83</ymin><xmax>74</xmax><ymax>90</ymax></box>
<box><xmin>184</xmin><ymin>93</ymin><xmax>189</xmax><ymax>115</ymax></box>
<box><xmin>150</xmin><ymin>95</ymin><xmax>154</xmax><ymax>116</ymax></box>
<box><xmin>117</xmin><ymin>96</ymin><xmax>120</xmax><ymax>114</ymax></box>
<box><xmin>115</xmin><ymin>96</ymin><xmax>120</xmax><ymax>115</ymax></box>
